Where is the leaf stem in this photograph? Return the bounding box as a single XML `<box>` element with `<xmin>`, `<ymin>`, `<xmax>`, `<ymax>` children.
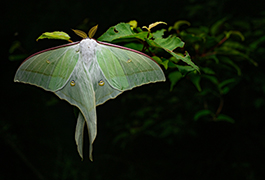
<box><xmin>201</xmin><ymin>36</ymin><xmax>228</xmax><ymax>57</ymax></box>
<box><xmin>215</xmin><ymin>97</ymin><xmax>224</xmax><ymax>116</ymax></box>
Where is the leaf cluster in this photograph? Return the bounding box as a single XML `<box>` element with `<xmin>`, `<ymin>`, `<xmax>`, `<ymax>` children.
<box><xmin>98</xmin><ymin>21</ymin><xmax>199</xmax><ymax>73</ymax></box>
<box><xmin>97</xmin><ymin>19</ymin><xmax>256</xmax><ymax>124</ymax></box>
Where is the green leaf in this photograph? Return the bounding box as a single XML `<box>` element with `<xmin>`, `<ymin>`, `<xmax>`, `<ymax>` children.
<box><xmin>143</xmin><ymin>34</ymin><xmax>199</xmax><ymax>71</ymax></box>
<box><xmin>189</xmin><ymin>73</ymin><xmax>201</xmax><ymax>92</ymax></box>
<box><xmin>152</xmin><ymin>56</ymin><xmax>169</xmax><ymax>69</ymax></box>
<box><xmin>168</xmin><ymin>51</ymin><xmax>200</xmax><ymax>72</ymax></box>
<box><xmin>187</xmin><ymin>26</ymin><xmax>209</xmax><ymax>35</ymax></box>
<box><xmin>202</xmin><ymin>75</ymin><xmax>219</xmax><ymax>85</ymax></box>
<box><xmin>172</xmin><ymin>20</ymin><xmax>191</xmax><ymax>30</ymax></box>
<box><xmin>167</xmin><ymin>60</ymin><xmax>178</xmax><ymax>68</ymax></box>
<box><xmin>161</xmin><ymin>60</ymin><xmax>169</xmax><ymax>70</ymax></box>
<box><xmin>194</xmin><ymin>109</ymin><xmax>213</xmax><ymax>121</ymax></box>
<box><xmin>9</xmin><ymin>54</ymin><xmax>28</xmax><ymax>61</ymax></box>
<box><xmin>199</xmin><ymin>88</ymin><xmax>213</xmax><ymax>96</ymax></box>
<box><xmin>151</xmin><ymin>35</ymin><xmax>185</xmax><ymax>51</ymax></box>
<box><xmin>168</xmin><ymin>71</ymin><xmax>183</xmax><ymax>91</ymax></box>
<box><xmin>249</xmin><ymin>35</ymin><xmax>265</xmax><ymax>50</ymax></box>
<box><xmin>221</xmin><ymin>87</ymin><xmax>230</xmax><ymax>95</ymax></box>
<box><xmin>222</xmin><ymin>41</ymin><xmax>246</xmax><ymax>51</ymax></box>
<box><xmin>210</xmin><ymin>17</ymin><xmax>228</xmax><ymax>36</ymax></box>
<box><xmin>218</xmin><ymin>78</ymin><xmax>236</xmax><ymax>89</ymax></box>
<box><xmin>98</xmin><ymin>23</ymin><xmax>133</xmax><ymax>40</ymax></box>
<box><xmin>218</xmin><ymin>78</ymin><xmax>236</xmax><ymax>94</ymax></box>
<box><xmin>168</xmin><ymin>56</ymin><xmax>180</xmax><ymax>64</ymax></box>
<box><xmin>36</xmin><ymin>31</ymin><xmax>71</xmax><ymax>41</ymax></box>
<box><xmin>219</xmin><ymin>56</ymin><xmax>241</xmax><ymax>75</ymax></box>
<box><xmin>216</xmin><ymin>46</ymin><xmax>258</xmax><ymax>66</ymax></box>
<box><xmin>128</xmin><ymin>20</ymin><xmax>138</xmax><ymax>29</ymax></box>
<box><xmin>9</xmin><ymin>41</ymin><xmax>21</xmax><ymax>53</ymax></box>
<box><xmin>206</xmin><ymin>54</ymin><xmax>219</xmax><ymax>63</ymax></box>
<box><xmin>216</xmin><ymin>114</ymin><xmax>235</xmax><ymax>123</ymax></box>
<box><xmin>179</xmin><ymin>31</ymin><xmax>203</xmax><ymax>43</ymax></box>
<box><xmin>225</xmin><ymin>31</ymin><xmax>245</xmax><ymax>41</ymax></box>
<box><xmin>200</xmin><ymin>67</ymin><xmax>215</xmax><ymax>75</ymax></box>
<box><xmin>152</xmin><ymin>29</ymin><xmax>166</xmax><ymax>39</ymax></box>
<box><xmin>175</xmin><ymin>65</ymin><xmax>196</xmax><ymax>75</ymax></box>
<box><xmin>123</xmin><ymin>42</ymin><xmax>143</xmax><ymax>51</ymax></box>
<box><xmin>98</xmin><ymin>23</ymin><xmax>148</xmax><ymax>42</ymax></box>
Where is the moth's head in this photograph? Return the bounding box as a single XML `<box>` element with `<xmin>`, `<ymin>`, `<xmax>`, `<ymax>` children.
<box><xmin>72</xmin><ymin>25</ymin><xmax>98</xmax><ymax>39</ymax></box>
<box><xmin>79</xmin><ymin>37</ymin><xmax>98</xmax><ymax>50</ymax></box>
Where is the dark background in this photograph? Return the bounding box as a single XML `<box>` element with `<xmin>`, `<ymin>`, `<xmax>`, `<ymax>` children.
<box><xmin>2</xmin><ymin>0</ymin><xmax>265</xmax><ymax>179</ymax></box>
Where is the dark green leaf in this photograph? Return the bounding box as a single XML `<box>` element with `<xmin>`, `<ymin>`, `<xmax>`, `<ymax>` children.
<box><xmin>187</xmin><ymin>26</ymin><xmax>209</xmax><ymax>35</ymax></box>
<box><xmin>216</xmin><ymin>46</ymin><xmax>258</xmax><ymax>66</ymax></box>
<box><xmin>200</xmin><ymin>67</ymin><xmax>216</xmax><ymax>75</ymax></box>
<box><xmin>169</xmin><ymin>51</ymin><xmax>200</xmax><ymax>72</ymax></box>
<box><xmin>216</xmin><ymin>114</ymin><xmax>235</xmax><ymax>123</ymax></box>
<box><xmin>167</xmin><ymin>60</ymin><xmax>178</xmax><ymax>68</ymax></box>
<box><xmin>223</xmin><ymin>41</ymin><xmax>246</xmax><ymax>51</ymax></box>
<box><xmin>219</xmin><ymin>56</ymin><xmax>241</xmax><ymax>75</ymax></box>
<box><xmin>218</xmin><ymin>78</ymin><xmax>236</xmax><ymax>89</ymax></box>
<box><xmin>221</xmin><ymin>86</ymin><xmax>230</xmax><ymax>95</ymax></box>
<box><xmin>202</xmin><ymin>75</ymin><xmax>219</xmax><ymax>85</ymax></box>
<box><xmin>249</xmin><ymin>35</ymin><xmax>265</xmax><ymax>50</ymax></box>
<box><xmin>176</xmin><ymin>65</ymin><xmax>196</xmax><ymax>75</ymax></box>
<box><xmin>152</xmin><ymin>56</ymin><xmax>169</xmax><ymax>69</ymax></box>
<box><xmin>194</xmin><ymin>109</ymin><xmax>213</xmax><ymax>121</ymax></box>
<box><xmin>98</xmin><ymin>23</ymin><xmax>148</xmax><ymax>42</ymax></box>
<box><xmin>9</xmin><ymin>54</ymin><xmax>28</xmax><ymax>61</ymax></box>
<box><xmin>179</xmin><ymin>31</ymin><xmax>203</xmax><ymax>43</ymax></box>
<box><xmin>9</xmin><ymin>41</ymin><xmax>21</xmax><ymax>53</ymax></box>
<box><xmin>225</xmin><ymin>31</ymin><xmax>245</xmax><ymax>41</ymax></box>
<box><xmin>123</xmin><ymin>42</ymin><xmax>143</xmax><ymax>51</ymax></box>
<box><xmin>172</xmin><ymin>20</ymin><xmax>191</xmax><ymax>30</ymax></box>
<box><xmin>189</xmin><ymin>72</ymin><xmax>202</xmax><ymax>92</ymax></box>
<box><xmin>206</xmin><ymin>54</ymin><xmax>219</xmax><ymax>63</ymax></box>
<box><xmin>168</xmin><ymin>71</ymin><xmax>183</xmax><ymax>91</ymax></box>
<box><xmin>210</xmin><ymin>17</ymin><xmax>228</xmax><ymax>36</ymax></box>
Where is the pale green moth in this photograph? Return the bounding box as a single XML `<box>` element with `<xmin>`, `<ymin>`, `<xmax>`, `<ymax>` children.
<box><xmin>14</xmin><ymin>26</ymin><xmax>166</xmax><ymax>161</ymax></box>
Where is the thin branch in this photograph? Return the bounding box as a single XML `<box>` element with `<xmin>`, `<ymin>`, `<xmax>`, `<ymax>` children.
<box><xmin>215</xmin><ymin>97</ymin><xmax>224</xmax><ymax>116</ymax></box>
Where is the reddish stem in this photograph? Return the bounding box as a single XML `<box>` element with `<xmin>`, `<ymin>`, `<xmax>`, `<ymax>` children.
<box><xmin>215</xmin><ymin>97</ymin><xmax>224</xmax><ymax>116</ymax></box>
<box><xmin>200</xmin><ymin>36</ymin><xmax>228</xmax><ymax>58</ymax></box>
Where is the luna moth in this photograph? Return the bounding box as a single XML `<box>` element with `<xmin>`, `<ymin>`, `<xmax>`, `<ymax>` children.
<box><xmin>14</xmin><ymin>26</ymin><xmax>166</xmax><ymax>161</ymax></box>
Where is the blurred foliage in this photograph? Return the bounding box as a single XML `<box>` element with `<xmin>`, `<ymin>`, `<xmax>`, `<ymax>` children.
<box><xmin>3</xmin><ymin>0</ymin><xmax>265</xmax><ymax>179</ymax></box>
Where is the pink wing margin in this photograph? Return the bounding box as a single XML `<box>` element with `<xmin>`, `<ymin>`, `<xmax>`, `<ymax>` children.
<box><xmin>20</xmin><ymin>39</ymin><xmax>159</xmax><ymax>65</ymax></box>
